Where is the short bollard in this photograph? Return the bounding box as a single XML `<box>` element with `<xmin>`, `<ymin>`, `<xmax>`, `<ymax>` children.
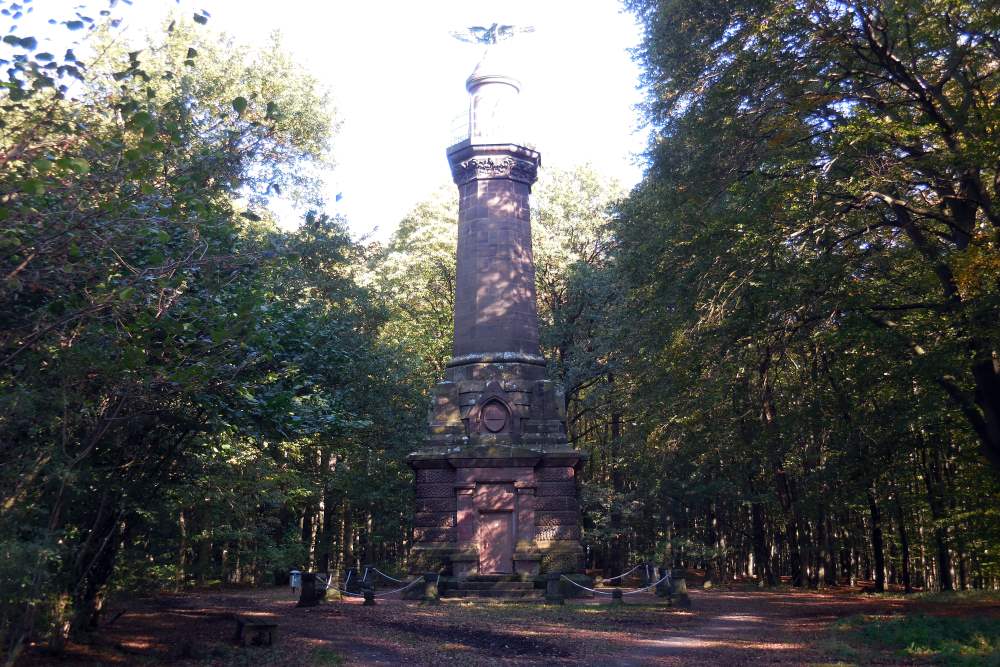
<box><xmin>611</xmin><ymin>588</ymin><xmax>624</xmax><ymax>606</ymax></box>
<box><xmin>655</xmin><ymin>567</ymin><xmax>670</xmax><ymax>598</ymax></box>
<box><xmin>421</xmin><ymin>573</ymin><xmax>440</xmax><ymax>604</ymax></box>
<box><xmin>670</xmin><ymin>568</ymin><xmax>692</xmax><ymax>608</ymax></box>
<box><xmin>362</xmin><ymin>585</ymin><xmax>375</xmax><ymax>606</ymax></box>
<box><xmin>545</xmin><ymin>572</ymin><xmax>564</xmax><ymax>605</ymax></box>
<box><xmin>297</xmin><ymin>572</ymin><xmax>321</xmax><ymax>607</ymax></box>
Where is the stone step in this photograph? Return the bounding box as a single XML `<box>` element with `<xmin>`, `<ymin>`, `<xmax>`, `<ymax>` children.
<box><xmin>459</xmin><ymin>574</ymin><xmax>524</xmax><ymax>582</ymax></box>
<box><xmin>446</xmin><ymin>581</ymin><xmax>535</xmax><ymax>591</ymax></box>
<box><xmin>442</xmin><ymin>588</ymin><xmax>543</xmax><ymax>599</ymax></box>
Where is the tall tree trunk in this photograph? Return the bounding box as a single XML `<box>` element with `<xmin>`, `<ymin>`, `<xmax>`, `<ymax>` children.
<box><xmin>894</xmin><ymin>497</ymin><xmax>912</xmax><ymax>594</ymax></box>
<box><xmin>774</xmin><ymin>471</ymin><xmax>804</xmax><ymax>587</ymax></box>
<box><xmin>751</xmin><ymin>501</ymin><xmax>775</xmax><ymax>586</ymax></box>
<box><xmin>608</xmin><ymin>382</ymin><xmax>626</xmax><ymax>577</ymax></box>
<box><xmin>176</xmin><ymin>509</ymin><xmax>187</xmax><ymax>593</ymax></box>
<box><xmin>301</xmin><ymin>501</ymin><xmax>316</xmax><ymax>570</ymax></box>
<box><xmin>340</xmin><ymin>499</ymin><xmax>354</xmax><ymax>570</ymax></box>
<box><xmin>922</xmin><ymin>446</ymin><xmax>953</xmax><ymax>591</ymax></box>
<box><xmin>867</xmin><ymin>487</ymin><xmax>885</xmax><ymax>592</ymax></box>
<box><xmin>316</xmin><ymin>450</ymin><xmax>337</xmax><ymax>573</ymax></box>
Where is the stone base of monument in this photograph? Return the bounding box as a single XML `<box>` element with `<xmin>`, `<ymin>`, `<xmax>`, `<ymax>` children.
<box><xmin>439</xmin><ymin>574</ymin><xmax>543</xmax><ymax>600</ymax></box>
<box><xmin>557</xmin><ymin>573</ymin><xmax>595</xmax><ymax>599</ymax></box>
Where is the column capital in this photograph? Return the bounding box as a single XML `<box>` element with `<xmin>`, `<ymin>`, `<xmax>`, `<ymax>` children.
<box><xmin>446</xmin><ymin>141</ymin><xmax>540</xmax><ymax>186</ymax></box>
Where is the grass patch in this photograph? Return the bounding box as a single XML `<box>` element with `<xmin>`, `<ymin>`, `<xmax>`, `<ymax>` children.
<box><xmin>834</xmin><ymin>613</ymin><xmax>1000</xmax><ymax>665</ymax></box>
<box><xmin>310</xmin><ymin>647</ymin><xmax>345</xmax><ymax>665</ymax></box>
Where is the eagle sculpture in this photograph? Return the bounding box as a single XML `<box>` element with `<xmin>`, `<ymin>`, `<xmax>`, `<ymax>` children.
<box><xmin>451</xmin><ymin>23</ymin><xmax>535</xmax><ymax>46</ymax></box>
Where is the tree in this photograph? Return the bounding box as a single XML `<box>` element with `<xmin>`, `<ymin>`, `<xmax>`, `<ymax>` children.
<box><xmin>0</xmin><ymin>7</ymin><xmax>355</xmax><ymax>657</ymax></box>
<box><xmin>604</xmin><ymin>0</ymin><xmax>1000</xmax><ymax>590</ymax></box>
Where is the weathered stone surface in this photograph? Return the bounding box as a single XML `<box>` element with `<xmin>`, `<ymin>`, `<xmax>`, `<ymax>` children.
<box><xmin>415</xmin><ymin>497</ymin><xmax>457</xmax><ymax>513</ymax></box>
<box><xmin>535</xmin><ymin>511</ymin><xmax>578</xmax><ymax>527</ymax></box>
<box><xmin>413</xmin><ymin>527</ymin><xmax>456</xmax><ymax>542</ymax></box>
<box><xmin>535</xmin><ymin>526</ymin><xmax>581</xmax><ymax>541</ymax></box>
<box><xmin>416</xmin><ymin>469</ymin><xmax>456</xmax><ymax>483</ymax></box>
<box><xmin>416</xmin><ymin>483</ymin><xmax>455</xmax><ymax>498</ymax></box>
<box><xmin>539</xmin><ymin>543</ymin><xmax>584</xmax><ymax>574</ymax></box>
<box><xmin>533</xmin><ymin>496</ymin><xmax>575</xmax><ymax>511</ymax></box>
<box><xmin>537</xmin><ymin>466</ymin><xmax>574</xmax><ymax>481</ymax></box>
<box><xmin>536</xmin><ymin>482</ymin><xmax>577</xmax><ymax>497</ymax></box>
<box><xmin>414</xmin><ymin>512</ymin><xmax>456</xmax><ymax>528</ymax></box>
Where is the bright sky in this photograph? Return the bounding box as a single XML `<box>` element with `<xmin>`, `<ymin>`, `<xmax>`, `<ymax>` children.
<box><xmin>15</xmin><ymin>0</ymin><xmax>648</xmax><ymax>240</ymax></box>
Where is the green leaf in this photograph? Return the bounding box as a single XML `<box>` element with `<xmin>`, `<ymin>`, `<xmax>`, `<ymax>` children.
<box><xmin>232</xmin><ymin>96</ymin><xmax>248</xmax><ymax>115</ymax></box>
<box><xmin>32</xmin><ymin>158</ymin><xmax>51</xmax><ymax>173</ymax></box>
<box><xmin>64</xmin><ymin>20</ymin><xmax>84</xmax><ymax>30</ymax></box>
<box><xmin>186</xmin><ymin>47</ymin><xmax>197</xmax><ymax>58</ymax></box>
<box><xmin>193</xmin><ymin>12</ymin><xmax>208</xmax><ymax>25</ymax></box>
<box><xmin>119</xmin><ymin>286</ymin><xmax>135</xmax><ymax>300</ymax></box>
<box><xmin>21</xmin><ymin>179</ymin><xmax>45</xmax><ymax>195</ymax></box>
<box><xmin>67</xmin><ymin>158</ymin><xmax>90</xmax><ymax>174</ymax></box>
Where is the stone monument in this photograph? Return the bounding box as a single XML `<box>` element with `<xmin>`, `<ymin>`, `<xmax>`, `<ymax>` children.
<box><xmin>408</xmin><ymin>26</ymin><xmax>586</xmax><ymax>579</ymax></box>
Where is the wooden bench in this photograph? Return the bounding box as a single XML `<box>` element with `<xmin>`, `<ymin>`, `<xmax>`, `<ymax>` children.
<box><xmin>233</xmin><ymin>615</ymin><xmax>278</xmax><ymax>647</ymax></box>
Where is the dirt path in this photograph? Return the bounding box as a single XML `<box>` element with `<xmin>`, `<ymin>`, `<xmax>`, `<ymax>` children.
<box><xmin>620</xmin><ymin>589</ymin><xmax>907</xmax><ymax>665</ymax></box>
<box><xmin>26</xmin><ymin>585</ymin><xmax>985</xmax><ymax>666</ymax></box>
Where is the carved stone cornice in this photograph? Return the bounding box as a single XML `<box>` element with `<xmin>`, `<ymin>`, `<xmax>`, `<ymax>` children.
<box><xmin>451</xmin><ymin>155</ymin><xmax>537</xmax><ymax>185</ymax></box>
<box><xmin>446</xmin><ymin>141</ymin><xmax>541</xmax><ymax>186</ymax></box>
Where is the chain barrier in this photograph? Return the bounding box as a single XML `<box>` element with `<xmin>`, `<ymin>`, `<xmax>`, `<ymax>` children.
<box><xmin>370</xmin><ymin>567</ymin><xmax>407</xmax><ymax>584</ymax></box>
<box><xmin>560</xmin><ymin>571</ymin><xmax>671</xmax><ymax>596</ymax></box>
<box><xmin>315</xmin><ymin>573</ymin><xmax>425</xmax><ymax>598</ymax></box>
<box><xmin>369</xmin><ymin>576</ymin><xmax>425</xmax><ymax>597</ymax></box>
<box><xmin>622</xmin><ymin>571</ymin><xmax>671</xmax><ymax>595</ymax></box>
<box><xmin>601</xmin><ymin>563</ymin><xmax>646</xmax><ymax>582</ymax></box>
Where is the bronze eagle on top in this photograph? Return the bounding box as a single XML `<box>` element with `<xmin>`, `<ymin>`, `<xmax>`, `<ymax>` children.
<box><xmin>451</xmin><ymin>23</ymin><xmax>535</xmax><ymax>46</ymax></box>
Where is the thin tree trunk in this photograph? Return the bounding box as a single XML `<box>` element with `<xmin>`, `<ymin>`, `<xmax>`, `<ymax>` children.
<box><xmin>895</xmin><ymin>498</ymin><xmax>912</xmax><ymax>594</ymax></box>
<box><xmin>868</xmin><ymin>487</ymin><xmax>885</xmax><ymax>592</ymax></box>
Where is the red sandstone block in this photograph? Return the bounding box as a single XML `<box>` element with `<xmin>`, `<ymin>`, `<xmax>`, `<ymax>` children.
<box><xmin>414</xmin><ymin>512</ymin><xmax>456</xmax><ymax>528</ymax></box>
<box><xmin>416</xmin><ymin>483</ymin><xmax>455</xmax><ymax>498</ymax></box>
<box><xmin>538</xmin><ymin>466</ymin><xmax>574</xmax><ymax>481</ymax></box>
<box><xmin>413</xmin><ymin>527</ymin><xmax>456</xmax><ymax>542</ymax></box>
<box><xmin>535</xmin><ymin>526</ymin><xmax>581</xmax><ymax>541</ymax></box>
<box><xmin>416</xmin><ymin>498</ymin><xmax>457</xmax><ymax>513</ymax></box>
<box><xmin>535</xmin><ymin>511</ymin><xmax>579</xmax><ymax>527</ymax></box>
<box><xmin>536</xmin><ymin>482</ymin><xmax>576</xmax><ymax>497</ymax></box>
<box><xmin>456</xmin><ymin>468</ymin><xmax>533</xmax><ymax>484</ymax></box>
<box><xmin>416</xmin><ymin>469</ymin><xmax>456</xmax><ymax>483</ymax></box>
<box><xmin>534</xmin><ymin>496</ymin><xmax>576</xmax><ymax>511</ymax></box>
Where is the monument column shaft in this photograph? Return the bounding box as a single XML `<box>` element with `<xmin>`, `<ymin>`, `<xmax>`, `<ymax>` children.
<box><xmin>449</xmin><ymin>143</ymin><xmax>541</xmax><ymax>359</ymax></box>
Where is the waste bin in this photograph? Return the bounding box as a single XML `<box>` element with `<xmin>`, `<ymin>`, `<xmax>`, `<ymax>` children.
<box><xmin>289</xmin><ymin>569</ymin><xmax>302</xmax><ymax>594</ymax></box>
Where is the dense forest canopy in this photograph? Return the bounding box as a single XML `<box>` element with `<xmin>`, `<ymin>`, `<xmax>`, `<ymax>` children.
<box><xmin>1</xmin><ymin>0</ymin><xmax>998</xmax><ymax>662</ymax></box>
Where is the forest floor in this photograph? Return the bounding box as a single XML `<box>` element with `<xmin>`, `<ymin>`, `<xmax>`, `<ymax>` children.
<box><xmin>21</xmin><ymin>584</ymin><xmax>1000</xmax><ymax>666</ymax></box>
